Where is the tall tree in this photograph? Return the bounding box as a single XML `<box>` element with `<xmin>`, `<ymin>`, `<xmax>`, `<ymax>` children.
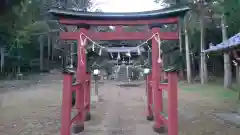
<box><xmin>209</xmin><ymin>0</ymin><xmax>237</xmax><ymax>88</ymax></box>
<box><xmin>0</xmin><ymin>0</ymin><xmax>50</xmax><ymax>73</ymax></box>
<box><xmin>221</xmin><ymin>14</ymin><xmax>232</xmax><ymax>88</ymax></box>
<box><xmin>198</xmin><ymin>0</ymin><xmax>208</xmax><ymax>84</ymax></box>
<box><xmin>184</xmin><ymin>16</ymin><xmax>192</xmax><ymax>83</ymax></box>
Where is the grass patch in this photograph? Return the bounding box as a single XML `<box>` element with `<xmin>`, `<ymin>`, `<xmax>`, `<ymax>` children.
<box><xmin>179</xmin><ymin>82</ymin><xmax>239</xmax><ymax>100</ymax></box>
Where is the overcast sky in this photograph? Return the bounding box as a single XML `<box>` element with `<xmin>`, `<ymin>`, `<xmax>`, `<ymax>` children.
<box><xmin>93</xmin><ymin>0</ymin><xmax>163</xmax><ymax>12</ymax></box>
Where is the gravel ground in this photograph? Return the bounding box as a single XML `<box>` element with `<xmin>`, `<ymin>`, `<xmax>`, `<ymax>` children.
<box><xmin>1</xmin><ymin>72</ymin><xmax>240</xmax><ymax>135</ymax></box>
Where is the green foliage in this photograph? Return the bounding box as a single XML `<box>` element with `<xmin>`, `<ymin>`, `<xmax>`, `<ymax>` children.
<box><xmin>11</xmin><ymin>0</ymin><xmax>49</xmax><ymax>47</ymax></box>
<box><xmin>0</xmin><ymin>0</ymin><xmax>50</xmax><ymax>71</ymax></box>
<box><xmin>0</xmin><ymin>0</ymin><xmax>49</xmax><ymax>48</ymax></box>
<box><xmin>153</xmin><ymin>0</ymin><xmax>240</xmax><ymax>77</ymax></box>
<box><xmin>155</xmin><ymin>0</ymin><xmax>240</xmax><ymax>47</ymax></box>
<box><xmin>224</xmin><ymin>0</ymin><xmax>240</xmax><ymax>35</ymax></box>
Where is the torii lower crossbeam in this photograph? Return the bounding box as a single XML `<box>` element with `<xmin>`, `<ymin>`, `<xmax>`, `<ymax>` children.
<box><xmin>60</xmin><ymin>31</ymin><xmax>178</xmax><ymax>40</ymax></box>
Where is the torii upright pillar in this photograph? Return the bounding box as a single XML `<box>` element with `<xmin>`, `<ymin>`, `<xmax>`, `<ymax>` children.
<box><xmin>150</xmin><ymin>24</ymin><xmax>165</xmax><ymax>133</ymax></box>
<box><xmin>79</xmin><ymin>27</ymin><xmax>91</xmax><ymax>121</ymax></box>
<box><xmin>73</xmin><ymin>26</ymin><xmax>91</xmax><ymax>133</ymax></box>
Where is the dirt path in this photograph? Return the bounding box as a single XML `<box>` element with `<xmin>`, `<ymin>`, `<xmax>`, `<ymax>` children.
<box><xmin>1</xmin><ymin>73</ymin><xmax>240</xmax><ymax>135</ymax></box>
<box><xmin>83</xmin><ymin>82</ymin><xmax>156</xmax><ymax>135</ymax></box>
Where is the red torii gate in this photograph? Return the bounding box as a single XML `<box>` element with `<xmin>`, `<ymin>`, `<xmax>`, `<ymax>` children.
<box><xmin>49</xmin><ymin>5</ymin><xmax>190</xmax><ymax>135</ymax></box>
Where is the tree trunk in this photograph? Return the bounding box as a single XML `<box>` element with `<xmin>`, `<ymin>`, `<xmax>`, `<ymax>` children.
<box><xmin>47</xmin><ymin>33</ymin><xmax>51</xmax><ymax>70</ymax></box>
<box><xmin>221</xmin><ymin>14</ymin><xmax>232</xmax><ymax>88</ymax></box>
<box><xmin>70</xmin><ymin>43</ymin><xmax>74</xmax><ymax>68</ymax></box>
<box><xmin>237</xmin><ymin>67</ymin><xmax>240</xmax><ymax>101</ymax></box>
<box><xmin>94</xmin><ymin>78</ymin><xmax>99</xmax><ymax>95</ymax></box>
<box><xmin>200</xmin><ymin>15</ymin><xmax>208</xmax><ymax>84</ymax></box>
<box><xmin>178</xmin><ymin>17</ymin><xmax>184</xmax><ymax>80</ymax></box>
<box><xmin>232</xmin><ymin>51</ymin><xmax>240</xmax><ymax>84</ymax></box>
<box><xmin>66</xmin><ymin>26</ymin><xmax>75</xmax><ymax>68</ymax></box>
<box><xmin>39</xmin><ymin>36</ymin><xmax>44</xmax><ymax>71</ymax></box>
<box><xmin>51</xmin><ymin>34</ymin><xmax>55</xmax><ymax>60</ymax></box>
<box><xmin>184</xmin><ymin>17</ymin><xmax>192</xmax><ymax>83</ymax></box>
<box><xmin>236</xmin><ymin>66</ymin><xmax>240</xmax><ymax>84</ymax></box>
<box><xmin>0</xmin><ymin>47</ymin><xmax>4</xmax><ymax>73</ymax></box>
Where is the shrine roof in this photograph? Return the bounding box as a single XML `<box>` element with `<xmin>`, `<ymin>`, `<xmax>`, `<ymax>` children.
<box><xmin>204</xmin><ymin>32</ymin><xmax>240</xmax><ymax>53</ymax></box>
<box><xmin>106</xmin><ymin>47</ymin><xmax>145</xmax><ymax>53</ymax></box>
<box><xmin>49</xmin><ymin>4</ymin><xmax>190</xmax><ymax>21</ymax></box>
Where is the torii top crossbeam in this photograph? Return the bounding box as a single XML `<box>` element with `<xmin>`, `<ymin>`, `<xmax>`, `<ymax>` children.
<box><xmin>49</xmin><ymin>4</ymin><xmax>190</xmax><ymax>26</ymax></box>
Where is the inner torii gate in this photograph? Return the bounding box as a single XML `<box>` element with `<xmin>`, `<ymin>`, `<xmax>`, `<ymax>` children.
<box><xmin>49</xmin><ymin>4</ymin><xmax>190</xmax><ymax>135</ymax></box>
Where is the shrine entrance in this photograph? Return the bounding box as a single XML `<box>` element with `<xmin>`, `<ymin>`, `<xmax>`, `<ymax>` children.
<box><xmin>49</xmin><ymin>4</ymin><xmax>190</xmax><ymax>135</ymax></box>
